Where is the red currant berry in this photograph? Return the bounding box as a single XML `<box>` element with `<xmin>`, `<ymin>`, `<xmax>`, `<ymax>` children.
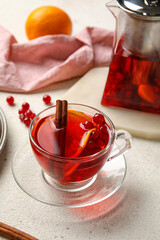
<box><xmin>18</xmin><ymin>108</ymin><xmax>25</xmax><ymax>114</ymax></box>
<box><xmin>82</xmin><ymin>121</ymin><xmax>94</xmax><ymax>129</ymax></box>
<box><xmin>6</xmin><ymin>96</ymin><xmax>14</xmax><ymax>106</ymax></box>
<box><xmin>19</xmin><ymin>114</ymin><xmax>25</xmax><ymax>122</ymax></box>
<box><xmin>23</xmin><ymin>117</ymin><xmax>31</xmax><ymax>127</ymax></box>
<box><xmin>22</xmin><ymin>102</ymin><xmax>30</xmax><ymax>111</ymax></box>
<box><xmin>30</xmin><ymin>113</ymin><xmax>36</xmax><ymax>119</ymax></box>
<box><xmin>87</xmin><ymin>140</ymin><xmax>96</xmax><ymax>149</ymax></box>
<box><xmin>90</xmin><ymin>130</ymin><xmax>99</xmax><ymax>140</ymax></box>
<box><xmin>93</xmin><ymin>113</ymin><xmax>105</xmax><ymax>124</ymax></box>
<box><xmin>43</xmin><ymin>95</ymin><xmax>51</xmax><ymax>104</ymax></box>
<box><xmin>25</xmin><ymin>109</ymin><xmax>33</xmax><ymax>118</ymax></box>
<box><xmin>99</xmin><ymin>133</ymin><xmax>109</xmax><ymax>146</ymax></box>
<box><xmin>99</xmin><ymin>124</ymin><xmax>109</xmax><ymax>134</ymax></box>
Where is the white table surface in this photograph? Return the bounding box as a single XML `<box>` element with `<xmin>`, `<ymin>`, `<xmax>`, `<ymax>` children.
<box><xmin>0</xmin><ymin>1</ymin><xmax>160</xmax><ymax>240</ymax></box>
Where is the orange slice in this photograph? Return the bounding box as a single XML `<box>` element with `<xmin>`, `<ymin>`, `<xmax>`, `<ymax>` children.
<box><xmin>64</xmin><ymin>110</ymin><xmax>95</xmax><ymax>158</ymax></box>
<box><xmin>61</xmin><ymin>109</ymin><xmax>96</xmax><ymax>177</ymax></box>
<box><xmin>138</xmin><ymin>84</ymin><xmax>160</xmax><ymax>103</ymax></box>
<box><xmin>64</xmin><ymin>128</ymin><xmax>96</xmax><ymax>177</ymax></box>
<box><xmin>69</xmin><ymin>128</ymin><xmax>96</xmax><ymax>158</ymax></box>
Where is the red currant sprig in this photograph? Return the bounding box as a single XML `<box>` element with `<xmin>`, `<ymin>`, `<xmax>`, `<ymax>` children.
<box><xmin>82</xmin><ymin>120</ymin><xmax>94</xmax><ymax>129</ymax></box>
<box><xmin>82</xmin><ymin>113</ymin><xmax>109</xmax><ymax>150</ymax></box>
<box><xmin>18</xmin><ymin>102</ymin><xmax>36</xmax><ymax>127</ymax></box>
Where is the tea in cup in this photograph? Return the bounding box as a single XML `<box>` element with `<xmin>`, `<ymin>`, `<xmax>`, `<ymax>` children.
<box><xmin>29</xmin><ymin>101</ymin><xmax>132</xmax><ymax>192</ymax></box>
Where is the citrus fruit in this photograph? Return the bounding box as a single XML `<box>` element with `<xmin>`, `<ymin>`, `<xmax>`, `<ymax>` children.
<box><xmin>138</xmin><ymin>84</ymin><xmax>160</xmax><ymax>103</ymax></box>
<box><xmin>64</xmin><ymin>110</ymin><xmax>96</xmax><ymax>158</ymax></box>
<box><xmin>25</xmin><ymin>6</ymin><xmax>72</xmax><ymax>40</ymax></box>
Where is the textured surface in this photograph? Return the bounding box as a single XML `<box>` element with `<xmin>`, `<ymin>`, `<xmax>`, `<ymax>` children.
<box><xmin>0</xmin><ymin>0</ymin><xmax>160</xmax><ymax>240</ymax></box>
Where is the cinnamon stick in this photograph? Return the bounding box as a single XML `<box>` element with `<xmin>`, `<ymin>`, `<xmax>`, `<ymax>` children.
<box><xmin>55</xmin><ymin>100</ymin><xmax>68</xmax><ymax>156</ymax></box>
<box><xmin>61</xmin><ymin>100</ymin><xmax>68</xmax><ymax>127</ymax></box>
<box><xmin>55</xmin><ymin>100</ymin><xmax>62</xmax><ymax>129</ymax></box>
<box><xmin>0</xmin><ymin>222</ymin><xmax>38</xmax><ymax>240</ymax></box>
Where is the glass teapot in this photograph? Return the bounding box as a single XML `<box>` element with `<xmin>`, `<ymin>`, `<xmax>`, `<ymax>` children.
<box><xmin>101</xmin><ymin>0</ymin><xmax>160</xmax><ymax>114</ymax></box>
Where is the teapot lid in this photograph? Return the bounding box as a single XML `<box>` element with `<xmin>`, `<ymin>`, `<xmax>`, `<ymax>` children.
<box><xmin>117</xmin><ymin>0</ymin><xmax>160</xmax><ymax>19</ymax></box>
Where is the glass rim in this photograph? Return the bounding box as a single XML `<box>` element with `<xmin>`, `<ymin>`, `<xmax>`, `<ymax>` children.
<box><xmin>29</xmin><ymin>103</ymin><xmax>116</xmax><ymax>162</ymax></box>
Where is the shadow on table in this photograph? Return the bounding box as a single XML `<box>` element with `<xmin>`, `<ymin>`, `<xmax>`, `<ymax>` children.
<box><xmin>68</xmin><ymin>184</ymin><xmax>142</xmax><ymax>224</ymax></box>
<box><xmin>23</xmin><ymin>77</ymin><xmax>79</xmax><ymax>94</ymax></box>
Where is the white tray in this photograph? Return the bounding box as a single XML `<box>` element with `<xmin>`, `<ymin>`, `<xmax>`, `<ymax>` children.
<box><xmin>62</xmin><ymin>67</ymin><xmax>160</xmax><ymax>140</ymax></box>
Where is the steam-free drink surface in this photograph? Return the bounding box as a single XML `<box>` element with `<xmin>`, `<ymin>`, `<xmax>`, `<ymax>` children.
<box><xmin>32</xmin><ymin>110</ymin><xmax>110</xmax><ymax>157</ymax></box>
<box><xmin>31</xmin><ymin>110</ymin><xmax>111</xmax><ymax>183</ymax></box>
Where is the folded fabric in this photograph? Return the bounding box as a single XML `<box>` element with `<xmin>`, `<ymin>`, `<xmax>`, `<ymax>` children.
<box><xmin>0</xmin><ymin>26</ymin><xmax>113</xmax><ymax>92</ymax></box>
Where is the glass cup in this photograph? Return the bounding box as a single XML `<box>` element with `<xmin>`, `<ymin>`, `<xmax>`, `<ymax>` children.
<box><xmin>29</xmin><ymin>103</ymin><xmax>132</xmax><ymax>192</ymax></box>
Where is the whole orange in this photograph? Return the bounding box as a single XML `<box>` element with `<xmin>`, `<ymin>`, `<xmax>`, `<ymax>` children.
<box><xmin>25</xmin><ymin>6</ymin><xmax>72</xmax><ymax>40</ymax></box>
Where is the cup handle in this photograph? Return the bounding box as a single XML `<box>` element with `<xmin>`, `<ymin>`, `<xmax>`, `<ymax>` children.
<box><xmin>107</xmin><ymin>130</ymin><xmax>132</xmax><ymax>162</ymax></box>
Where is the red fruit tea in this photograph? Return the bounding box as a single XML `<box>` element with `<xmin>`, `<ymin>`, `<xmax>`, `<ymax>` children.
<box><xmin>30</xmin><ymin>110</ymin><xmax>112</xmax><ymax>184</ymax></box>
<box><xmin>101</xmin><ymin>41</ymin><xmax>160</xmax><ymax>114</ymax></box>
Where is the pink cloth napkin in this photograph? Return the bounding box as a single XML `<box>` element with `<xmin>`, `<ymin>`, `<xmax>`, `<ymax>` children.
<box><xmin>0</xmin><ymin>26</ymin><xmax>113</xmax><ymax>92</ymax></box>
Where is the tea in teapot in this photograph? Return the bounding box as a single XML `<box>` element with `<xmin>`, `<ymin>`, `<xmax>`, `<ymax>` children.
<box><xmin>101</xmin><ymin>0</ymin><xmax>160</xmax><ymax>114</ymax></box>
